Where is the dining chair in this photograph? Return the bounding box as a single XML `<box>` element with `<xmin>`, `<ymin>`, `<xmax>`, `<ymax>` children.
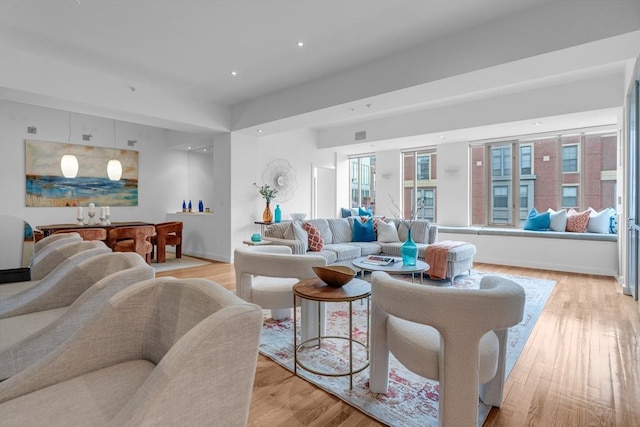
<box><xmin>150</xmin><ymin>221</ymin><xmax>183</xmax><ymax>263</ymax></box>
<box><xmin>106</xmin><ymin>226</ymin><xmax>155</xmax><ymax>263</ymax></box>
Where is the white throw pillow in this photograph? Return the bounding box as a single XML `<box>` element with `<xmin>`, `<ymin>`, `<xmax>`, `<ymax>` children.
<box><xmin>547</xmin><ymin>208</ymin><xmax>568</xmax><ymax>232</ymax></box>
<box><xmin>587</xmin><ymin>207</ymin><xmax>611</xmax><ymax>234</ymax></box>
<box><xmin>377</xmin><ymin>220</ymin><xmax>400</xmax><ymax>243</ymax></box>
<box><xmin>292</xmin><ymin>220</ymin><xmax>309</xmax><ymax>251</ymax></box>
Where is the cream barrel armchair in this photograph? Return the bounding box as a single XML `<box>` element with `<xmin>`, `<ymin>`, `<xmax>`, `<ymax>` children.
<box><xmin>0</xmin><ymin>277</ymin><xmax>263</xmax><ymax>427</ymax></box>
<box><xmin>33</xmin><ymin>232</ymin><xmax>81</xmax><ymax>254</ymax></box>
<box><xmin>369</xmin><ymin>272</ymin><xmax>525</xmax><ymax>427</ymax></box>
<box><xmin>30</xmin><ymin>240</ymin><xmax>111</xmax><ymax>280</ymax></box>
<box><xmin>234</xmin><ymin>245</ymin><xmax>328</xmax><ymax>342</ymax></box>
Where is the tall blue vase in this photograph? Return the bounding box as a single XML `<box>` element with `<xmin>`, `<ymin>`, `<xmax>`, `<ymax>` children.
<box><xmin>401</xmin><ymin>229</ymin><xmax>418</xmax><ymax>266</ymax></box>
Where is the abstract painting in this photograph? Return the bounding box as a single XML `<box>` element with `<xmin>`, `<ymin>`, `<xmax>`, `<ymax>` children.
<box><xmin>25</xmin><ymin>139</ymin><xmax>139</xmax><ymax>207</ymax></box>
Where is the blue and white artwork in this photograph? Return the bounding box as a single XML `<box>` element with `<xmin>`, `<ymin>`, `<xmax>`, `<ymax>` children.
<box><xmin>25</xmin><ymin>139</ymin><xmax>139</xmax><ymax>207</ymax></box>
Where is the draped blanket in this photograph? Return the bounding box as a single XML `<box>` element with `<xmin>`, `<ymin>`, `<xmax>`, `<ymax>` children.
<box><xmin>425</xmin><ymin>240</ymin><xmax>467</xmax><ymax>280</ymax></box>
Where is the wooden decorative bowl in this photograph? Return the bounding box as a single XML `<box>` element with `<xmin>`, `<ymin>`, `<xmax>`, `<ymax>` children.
<box><xmin>312</xmin><ymin>266</ymin><xmax>356</xmax><ymax>287</ymax></box>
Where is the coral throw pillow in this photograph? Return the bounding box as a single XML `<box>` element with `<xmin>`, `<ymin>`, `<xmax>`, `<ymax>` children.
<box><xmin>303</xmin><ymin>222</ymin><xmax>324</xmax><ymax>251</ymax></box>
<box><xmin>566</xmin><ymin>209</ymin><xmax>590</xmax><ymax>232</ymax></box>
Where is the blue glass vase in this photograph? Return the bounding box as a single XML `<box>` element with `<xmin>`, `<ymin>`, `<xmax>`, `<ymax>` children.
<box><xmin>401</xmin><ymin>229</ymin><xmax>418</xmax><ymax>266</ymax></box>
<box><xmin>274</xmin><ymin>204</ymin><xmax>281</xmax><ymax>223</ymax></box>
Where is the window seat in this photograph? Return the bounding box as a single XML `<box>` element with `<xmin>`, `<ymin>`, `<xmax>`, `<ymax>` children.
<box><xmin>437</xmin><ymin>226</ymin><xmax>618</xmax><ymax>277</ymax></box>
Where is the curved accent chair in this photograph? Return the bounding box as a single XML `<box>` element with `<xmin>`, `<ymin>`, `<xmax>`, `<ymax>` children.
<box><xmin>0</xmin><ymin>244</ymin><xmax>111</xmax><ymax>300</ymax></box>
<box><xmin>106</xmin><ymin>225</ymin><xmax>155</xmax><ymax>263</ymax></box>
<box><xmin>0</xmin><ymin>277</ymin><xmax>262</xmax><ymax>427</ymax></box>
<box><xmin>150</xmin><ymin>221</ymin><xmax>183</xmax><ymax>263</ymax></box>
<box><xmin>54</xmin><ymin>228</ymin><xmax>108</xmax><ymax>241</ymax></box>
<box><xmin>30</xmin><ymin>240</ymin><xmax>111</xmax><ymax>280</ymax></box>
<box><xmin>33</xmin><ymin>232</ymin><xmax>81</xmax><ymax>254</ymax></box>
<box><xmin>369</xmin><ymin>272</ymin><xmax>525</xmax><ymax>427</ymax></box>
<box><xmin>0</xmin><ymin>252</ymin><xmax>155</xmax><ymax>380</ymax></box>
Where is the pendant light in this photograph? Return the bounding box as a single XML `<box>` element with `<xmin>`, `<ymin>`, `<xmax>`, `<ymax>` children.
<box><xmin>60</xmin><ymin>112</ymin><xmax>79</xmax><ymax>178</ymax></box>
<box><xmin>107</xmin><ymin>119</ymin><xmax>122</xmax><ymax>181</ymax></box>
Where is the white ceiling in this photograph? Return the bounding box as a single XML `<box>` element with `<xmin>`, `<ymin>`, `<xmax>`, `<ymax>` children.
<box><xmin>0</xmin><ymin>0</ymin><xmax>638</xmax><ymax>152</ymax></box>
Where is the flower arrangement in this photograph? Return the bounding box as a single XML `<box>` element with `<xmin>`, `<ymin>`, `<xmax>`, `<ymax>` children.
<box><xmin>253</xmin><ymin>182</ymin><xmax>278</xmax><ymax>202</ymax></box>
<box><xmin>388</xmin><ymin>195</ymin><xmax>417</xmax><ymax>231</ymax></box>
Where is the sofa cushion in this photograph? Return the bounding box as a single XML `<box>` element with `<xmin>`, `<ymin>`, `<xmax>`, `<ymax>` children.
<box><xmin>0</xmin><ymin>360</ymin><xmax>155</xmax><ymax>427</ymax></box>
<box><xmin>303</xmin><ymin>222</ymin><xmax>324</xmax><ymax>251</ymax></box>
<box><xmin>309</xmin><ymin>250</ymin><xmax>338</xmax><ymax>265</ymax></box>
<box><xmin>377</xmin><ymin>219</ymin><xmax>400</xmax><ymax>243</ymax></box>
<box><xmin>359</xmin><ymin>207</ymin><xmax>372</xmax><ymax>217</ymax></box>
<box><xmin>566</xmin><ymin>209</ymin><xmax>590</xmax><ymax>232</ymax></box>
<box><xmin>265</xmin><ymin>222</ymin><xmax>290</xmax><ymax>239</ymax></box>
<box><xmin>0</xmin><ymin>307</ymin><xmax>68</xmax><ymax>350</ymax></box>
<box><xmin>379</xmin><ymin>242</ymin><xmax>428</xmax><ymax>259</ymax></box>
<box><xmin>547</xmin><ymin>208</ymin><xmax>568</xmax><ymax>232</ymax></box>
<box><xmin>609</xmin><ymin>209</ymin><xmax>618</xmax><ymax>234</ymax></box>
<box><xmin>323</xmin><ymin>243</ymin><xmax>362</xmax><ymax>261</ymax></box>
<box><xmin>327</xmin><ymin>218</ymin><xmax>352</xmax><ymax>244</ymax></box>
<box><xmin>352</xmin><ymin>217</ymin><xmax>376</xmax><ymax>242</ymax></box>
<box><xmin>397</xmin><ymin>220</ymin><xmax>430</xmax><ymax>244</ymax></box>
<box><xmin>523</xmin><ymin>208</ymin><xmax>550</xmax><ymax>231</ymax></box>
<box><xmin>340</xmin><ymin>207</ymin><xmax>352</xmax><ymax>218</ymax></box>
<box><xmin>284</xmin><ymin>221</ymin><xmax>308</xmax><ymax>252</ymax></box>
<box><xmin>346</xmin><ymin>242</ymin><xmax>382</xmax><ymax>256</ymax></box>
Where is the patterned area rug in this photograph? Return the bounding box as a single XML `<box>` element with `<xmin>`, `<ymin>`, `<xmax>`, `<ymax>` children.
<box><xmin>259</xmin><ymin>270</ymin><xmax>556</xmax><ymax>427</ymax></box>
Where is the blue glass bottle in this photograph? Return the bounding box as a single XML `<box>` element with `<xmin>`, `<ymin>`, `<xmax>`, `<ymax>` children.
<box><xmin>182</xmin><ymin>200</ymin><xmax>186</xmax><ymax>212</ymax></box>
<box><xmin>401</xmin><ymin>229</ymin><xmax>418</xmax><ymax>266</ymax></box>
<box><xmin>274</xmin><ymin>204</ymin><xmax>281</xmax><ymax>223</ymax></box>
<box><xmin>188</xmin><ymin>200</ymin><xmax>192</xmax><ymax>212</ymax></box>
<box><xmin>198</xmin><ymin>200</ymin><xmax>204</xmax><ymax>212</ymax></box>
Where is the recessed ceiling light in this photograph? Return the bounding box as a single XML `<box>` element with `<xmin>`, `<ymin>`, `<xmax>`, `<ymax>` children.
<box><xmin>297</xmin><ymin>41</ymin><xmax>304</xmax><ymax>47</ymax></box>
<box><xmin>533</xmin><ymin>121</ymin><xmax>542</xmax><ymax>126</ymax></box>
<box><xmin>439</xmin><ymin>135</ymin><xmax>445</xmax><ymax>139</ymax></box>
<box><xmin>230</xmin><ymin>71</ymin><xmax>238</xmax><ymax>76</ymax></box>
<box><xmin>203</xmin><ymin>148</ymin><xmax>207</xmax><ymax>152</ymax></box>
<box><xmin>257</xmin><ymin>129</ymin><xmax>263</xmax><ymax>133</ymax></box>
<box><xmin>187</xmin><ymin>146</ymin><xmax>192</xmax><ymax>150</ymax></box>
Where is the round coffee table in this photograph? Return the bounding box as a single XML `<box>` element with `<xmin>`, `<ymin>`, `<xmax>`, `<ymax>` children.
<box><xmin>352</xmin><ymin>256</ymin><xmax>430</xmax><ymax>284</ymax></box>
<box><xmin>293</xmin><ymin>277</ymin><xmax>370</xmax><ymax>390</ymax></box>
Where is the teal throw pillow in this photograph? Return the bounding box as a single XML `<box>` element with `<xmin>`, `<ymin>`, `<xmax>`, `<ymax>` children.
<box><xmin>358</xmin><ymin>207</ymin><xmax>372</xmax><ymax>217</ymax></box>
<box><xmin>523</xmin><ymin>208</ymin><xmax>550</xmax><ymax>231</ymax></box>
<box><xmin>352</xmin><ymin>218</ymin><xmax>376</xmax><ymax>242</ymax></box>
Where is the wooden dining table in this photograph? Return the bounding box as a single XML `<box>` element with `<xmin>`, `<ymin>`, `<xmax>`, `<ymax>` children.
<box><xmin>37</xmin><ymin>221</ymin><xmax>153</xmax><ymax>237</ymax></box>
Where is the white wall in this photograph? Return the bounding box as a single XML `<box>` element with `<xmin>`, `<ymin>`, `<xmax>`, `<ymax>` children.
<box><xmin>0</xmin><ymin>100</ymin><xmax>212</xmax><ymax>241</ymax></box>
<box><xmin>227</xmin><ymin>128</ymin><xmax>334</xmax><ymax>260</ymax></box>
<box><xmin>372</xmin><ymin>149</ymin><xmax>402</xmax><ymax>217</ymax></box>
<box><xmin>437</xmin><ymin>141</ymin><xmax>470</xmax><ymax>226</ymax></box>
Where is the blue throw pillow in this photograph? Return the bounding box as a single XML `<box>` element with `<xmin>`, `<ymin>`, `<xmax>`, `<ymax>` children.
<box><xmin>341</xmin><ymin>207</ymin><xmax>352</xmax><ymax>218</ymax></box>
<box><xmin>352</xmin><ymin>218</ymin><xmax>376</xmax><ymax>242</ymax></box>
<box><xmin>609</xmin><ymin>208</ymin><xmax>618</xmax><ymax>234</ymax></box>
<box><xmin>523</xmin><ymin>208</ymin><xmax>550</xmax><ymax>231</ymax></box>
<box><xmin>358</xmin><ymin>207</ymin><xmax>372</xmax><ymax>217</ymax></box>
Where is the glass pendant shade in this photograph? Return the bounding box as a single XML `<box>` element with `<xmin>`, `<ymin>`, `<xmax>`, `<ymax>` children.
<box><xmin>107</xmin><ymin>159</ymin><xmax>122</xmax><ymax>181</ymax></box>
<box><xmin>60</xmin><ymin>154</ymin><xmax>79</xmax><ymax>178</ymax></box>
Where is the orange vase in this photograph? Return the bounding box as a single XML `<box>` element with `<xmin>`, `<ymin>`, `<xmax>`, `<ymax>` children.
<box><xmin>262</xmin><ymin>201</ymin><xmax>273</xmax><ymax>223</ymax></box>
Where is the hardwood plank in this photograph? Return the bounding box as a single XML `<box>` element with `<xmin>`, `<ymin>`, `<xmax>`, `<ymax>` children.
<box><xmin>158</xmin><ymin>261</ymin><xmax>640</xmax><ymax>426</ymax></box>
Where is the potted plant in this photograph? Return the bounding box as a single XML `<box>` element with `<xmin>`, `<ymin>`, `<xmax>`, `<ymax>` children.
<box><xmin>254</xmin><ymin>182</ymin><xmax>278</xmax><ymax>222</ymax></box>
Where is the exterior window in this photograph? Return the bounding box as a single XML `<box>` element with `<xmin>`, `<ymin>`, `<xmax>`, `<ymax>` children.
<box><xmin>562</xmin><ymin>186</ymin><xmax>578</xmax><ymax>208</ymax></box>
<box><xmin>562</xmin><ymin>144</ymin><xmax>579</xmax><ymax>173</ymax></box>
<box><xmin>520</xmin><ymin>145</ymin><xmax>532</xmax><ymax>175</ymax></box>
<box><xmin>472</xmin><ymin>130</ymin><xmax>615</xmax><ymax>226</ymax></box>
<box><xmin>403</xmin><ymin>149</ymin><xmax>437</xmax><ymax>222</ymax></box>
<box><xmin>349</xmin><ymin>155</ymin><xmax>375</xmax><ymax>212</ymax></box>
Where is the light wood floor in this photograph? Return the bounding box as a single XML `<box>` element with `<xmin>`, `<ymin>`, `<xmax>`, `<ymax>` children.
<box><xmin>157</xmin><ymin>261</ymin><xmax>640</xmax><ymax>426</ymax></box>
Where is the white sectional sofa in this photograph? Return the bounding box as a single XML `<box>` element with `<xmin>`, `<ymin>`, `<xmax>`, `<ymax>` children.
<box><xmin>263</xmin><ymin>217</ymin><xmax>477</xmax><ymax>282</ymax></box>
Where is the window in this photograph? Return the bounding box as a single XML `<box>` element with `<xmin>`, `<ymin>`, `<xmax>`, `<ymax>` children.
<box><xmin>403</xmin><ymin>149</ymin><xmax>437</xmax><ymax>222</ymax></box>
<box><xmin>349</xmin><ymin>155</ymin><xmax>375</xmax><ymax>212</ymax></box>
<box><xmin>471</xmin><ymin>129</ymin><xmax>616</xmax><ymax>227</ymax></box>
<box><xmin>520</xmin><ymin>145</ymin><xmax>532</xmax><ymax>175</ymax></box>
<box><xmin>562</xmin><ymin>144</ymin><xmax>579</xmax><ymax>173</ymax></box>
<box><xmin>562</xmin><ymin>186</ymin><xmax>578</xmax><ymax>208</ymax></box>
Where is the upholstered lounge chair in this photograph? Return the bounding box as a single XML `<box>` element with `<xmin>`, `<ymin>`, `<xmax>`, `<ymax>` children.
<box><xmin>0</xmin><ymin>252</ymin><xmax>154</xmax><ymax>380</ymax></box>
<box><xmin>150</xmin><ymin>221</ymin><xmax>182</xmax><ymax>263</ymax></box>
<box><xmin>30</xmin><ymin>240</ymin><xmax>111</xmax><ymax>280</ymax></box>
<box><xmin>106</xmin><ymin>225</ymin><xmax>155</xmax><ymax>263</ymax></box>
<box><xmin>33</xmin><ymin>232</ymin><xmax>81</xmax><ymax>254</ymax></box>
<box><xmin>369</xmin><ymin>272</ymin><xmax>525</xmax><ymax>427</ymax></box>
<box><xmin>0</xmin><ymin>277</ymin><xmax>262</xmax><ymax>427</ymax></box>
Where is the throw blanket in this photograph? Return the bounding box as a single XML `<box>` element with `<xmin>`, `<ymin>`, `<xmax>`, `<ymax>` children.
<box><xmin>425</xmin><ymin>240</ymin><xmax>467</xmax><ymax>280</ymax></box>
